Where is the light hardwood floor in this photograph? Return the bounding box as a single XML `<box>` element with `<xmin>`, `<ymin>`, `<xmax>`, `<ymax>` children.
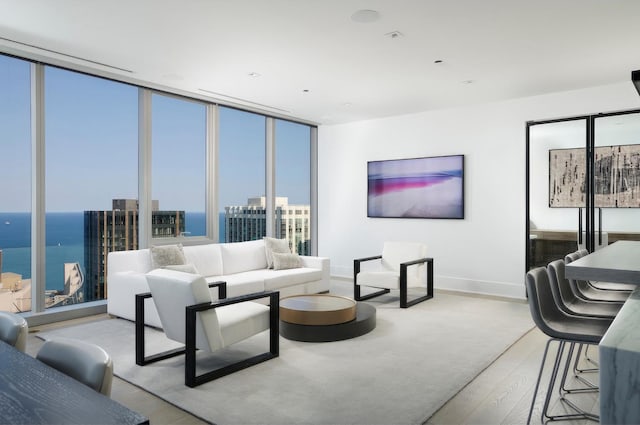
<box><xmin>25</xmin><ymin>305</ymin><xmax>600</xmax><ymax>425</ymax></box>
<box><xmin>426</xmin><ymin>327</ymin><xmax>599</xmax><ymax>425</ymax></box>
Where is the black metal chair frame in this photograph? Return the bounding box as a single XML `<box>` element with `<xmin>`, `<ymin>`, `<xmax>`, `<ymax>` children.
<box><xmin>354</xmin><ymin>255</ymin><xmax>434</xmax><ymax>308</ymax></box>
<box><xmin>135</xmin><ymin>281</ymin><xmax>280</xmax><ymax>388</ymax></box>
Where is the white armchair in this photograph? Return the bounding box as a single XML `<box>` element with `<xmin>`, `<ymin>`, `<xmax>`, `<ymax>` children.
<box><xmin>354</xmin><ymin>241</ymin><xmax>434</xmax><ymax>308</ymax></box>
<box><xmin>135</xmin><ymin>268</ymin><xmax>279</xmax><ymax>387</ymax></box>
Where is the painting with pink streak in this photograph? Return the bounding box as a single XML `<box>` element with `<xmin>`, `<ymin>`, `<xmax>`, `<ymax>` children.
<box><xmin>367</xmin><ymin>155</ymin><xmax>464</xmax><ymax>219</ymax></box>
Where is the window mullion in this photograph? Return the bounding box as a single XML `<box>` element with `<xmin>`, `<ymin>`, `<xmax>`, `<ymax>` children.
<box><xmin>266</xmin><ymin>117</ymin><xmax>275</xmax><ymax>237</ymax></box>
<box><xmin>138</xmin><ymin>88</ymin><xmax>152</xmax><ymax>248</ymax></box>
<box><xmin>30</xmin><ymin>62</ymin><xmax>46</xmax><ymax>313</ymax></box>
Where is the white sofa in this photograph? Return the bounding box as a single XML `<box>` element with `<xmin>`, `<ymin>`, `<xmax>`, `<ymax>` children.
<box><xmin>107</xmin><ymin>239</ymin><xmax>330</xmax><ymax>328</ymax></box>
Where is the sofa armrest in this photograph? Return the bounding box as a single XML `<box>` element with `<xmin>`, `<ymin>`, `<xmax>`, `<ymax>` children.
<box><xmin>299</xmin><ymin>255</ymin><xmax>329</xmax><ymax>271</ymax></box>
<box><xmin>107</xmin><ymin>271</ymin><xmax>150</xmax><ymax>320</ymax></box>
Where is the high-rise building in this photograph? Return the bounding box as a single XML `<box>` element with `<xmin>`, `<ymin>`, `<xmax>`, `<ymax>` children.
<box><xmin>225</xmin><ymin>197</ymin><xmax>310</xmax><ymax>255</ymax></box>
<box><xmin>84</xmin><ymin>199</ymin><xmax>185</xmax><ymax>301</ymax></box>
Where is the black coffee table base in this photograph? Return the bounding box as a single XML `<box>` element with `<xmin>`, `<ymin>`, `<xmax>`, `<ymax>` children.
<box><xmin>279</xmin><ymin>302</ymin><xmax>376</xmax><ymax>342</ymax></box>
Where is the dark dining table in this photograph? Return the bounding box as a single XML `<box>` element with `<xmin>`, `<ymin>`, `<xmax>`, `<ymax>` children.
<box><xmin>564</xmin><ymin>240</ymin><xmax>640</xmax><ymax>425</ymax></box>
<box><xmin>0</xmin><ymin>340</ymin><xmax>148</xmax><ymax>425</ymax></box>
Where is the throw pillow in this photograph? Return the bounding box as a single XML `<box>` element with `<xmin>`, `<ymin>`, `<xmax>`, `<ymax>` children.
<box><xmin>164</xmin><ymin>263</ymin><xmax>200</xmax><ymax>275</ymax></box>
<box><xmin>272</xmin><ymin>252</ymin><xmax>301</xmax><ymax>270</ymax></box>
<box><xmin>264</xmin><ymin>237</ymin><xmax>291</xmax><ymax>269</ymax></box>
<box><xmin>150</xmin><ymin>244</ymin><xmax>186</xmax><ymax>268</ymax></box>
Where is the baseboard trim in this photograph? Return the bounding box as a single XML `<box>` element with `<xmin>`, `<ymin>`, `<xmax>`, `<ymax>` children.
<box><xmin>23</xmin><ymin>301</ymin><xmax>107</xmax><ymax>327</ymax></box>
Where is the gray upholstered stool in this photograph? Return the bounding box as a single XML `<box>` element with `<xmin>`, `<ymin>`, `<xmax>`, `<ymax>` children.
<box><xmin>0</xmin><ymin>311</ymin><xmax>28</xmax><ymax>352</ymax></box>
<box><xmin>547</xmin><ymin>259</ymin><xmax>621</xmax><ymax>319</ymax></box>
<box><xmin>37</xmin><ymin>337</ymin><xmax>113</xmax><ymax>396</ymax></box>
<box><xmin>526</xmin><ymin>267</ymin><xmax>611</xmax><ymax>424</ymax></box>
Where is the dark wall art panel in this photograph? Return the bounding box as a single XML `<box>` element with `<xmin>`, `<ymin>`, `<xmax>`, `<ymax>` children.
<box><xmin>549</xmin><ymin>144</ymin><xmax>640</xmax><ymax>208</ymax></box>
<box><xmin>367</xmin><ymin>154</ymin><xmax>464</xmax><ymax>219</ymax></box>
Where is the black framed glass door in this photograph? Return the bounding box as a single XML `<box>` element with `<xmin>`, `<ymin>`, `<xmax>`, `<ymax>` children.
<box><xmin>526</xmin><ymin>108</ymin><xmax>640</xmax><ymax>272</ymax></box>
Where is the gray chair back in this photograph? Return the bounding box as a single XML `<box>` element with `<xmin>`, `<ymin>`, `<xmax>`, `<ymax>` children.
<box><xmin>525</xmin><ymin>267</ymin><xmax>609</xmax><ymax>343</ymax></box>
<box><xmin>0</xmin><ymin>311</ymin><xmax>28</xmax><ymax>352</ymax></box>
<box><xmin>526</xmin><ymin>267</ymin><xmax>568</xmax><ymax>338</ymax></box>
<box><xmin>563</xmin><ymin>251</ymin><xmax>590</xmax><ymax>297</ymax></box>
<box><xmin>547</xmin><ymin>259</ymin><xmax>620</xmax><ymax>319</ymax></box>
<box><xmin>37</xmin><ymin>337</ymin><xmax>113</xmax><ymax>396</ymax></box>
<box><xmin>546</xmin><ymin>259</ymin><xmax>577</xmax><ymax>314</ymax></box>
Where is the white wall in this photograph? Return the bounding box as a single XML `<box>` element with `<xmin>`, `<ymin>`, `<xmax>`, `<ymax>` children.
<box><xmin>318</xmin><ymin>82</ymin><xmax>640</xmax><ymax>299</ymax></box>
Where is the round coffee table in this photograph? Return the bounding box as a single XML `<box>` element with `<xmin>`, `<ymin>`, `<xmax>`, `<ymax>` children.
<box><xmin>279</xmin><ymin>294</ymin><xmax>376</xmax><ymax>342</ymax></box>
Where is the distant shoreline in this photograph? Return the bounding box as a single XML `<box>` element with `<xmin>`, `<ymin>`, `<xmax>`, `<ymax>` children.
<box><xmin>0</xmin><ymin>211</ymin><xmax>217</xmax><ymax>291</ymax></box>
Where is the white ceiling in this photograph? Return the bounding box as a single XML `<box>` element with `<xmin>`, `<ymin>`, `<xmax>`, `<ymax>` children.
<box><xmin>1</xmin><ymin>0</ymin><xmax>640</xmax><ymax>125</ymax></box>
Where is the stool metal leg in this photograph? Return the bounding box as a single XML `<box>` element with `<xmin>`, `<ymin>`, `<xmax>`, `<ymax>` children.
<box><xmin>528</xmin><ymin>338</ymin><xmax>600</xmax><ymax>424</ymax></box>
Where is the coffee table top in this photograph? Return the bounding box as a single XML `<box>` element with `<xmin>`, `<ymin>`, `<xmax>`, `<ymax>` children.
<box><xmin>280</xmin><ymin>294</ymin><xmax>357</xmax><ymax>325</ymax></box>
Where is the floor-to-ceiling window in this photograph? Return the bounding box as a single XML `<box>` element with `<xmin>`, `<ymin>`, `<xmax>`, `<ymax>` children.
<box><xmin>151</xmin><ymin>93</ymin><xmax>206</xmax><ymax>239</ymax></box>
<box><xmin>275</xmin><ymin>119</ymin><xmax>311</xmax><ymax>254</ymax></box>
<box><xmin>45</xmin><ymin>66</ymin><xmax>137</xmax><ymax>306</ymax></box>
<box><xmin>0</xmin><ymin>51</ymin><xmax>316</xmax><ymax>320</ymax></box>
<box><xmin>0</xmin><ymin>55</ymin><xmax>32</xmax><ymax>313</ymax></box>
<box><xmin>218</xmin><ymin>107</ymin><xmax>266</xmax><ymax>243</ymax></box>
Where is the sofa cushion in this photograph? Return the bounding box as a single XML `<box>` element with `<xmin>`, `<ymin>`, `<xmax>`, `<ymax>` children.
<box><xmin>107</xmin><ymin>249</ymin><xmax>152</xmax><ymax>275</ymax></box>
<box><xmin>164</xmin><ymin>263</ymin><xmax>200</xmax><ymax>274</ymax></box>
<box><xmin>220</xmin><ymin>240</ymin><xmax>267</xmax><ymax>275</ymax></box>
<box><xmin>264</xmin><ymin>268</ymin><xmax>323</xmax><ymax>291</ymax></box>
<box><xmin>150</xmin><ymin>244</ymin><xmax>186</xmax><ymax>268</ymax></box>
<box><xmin>356</xmin><ymin>271</ymin><xmax>400</xmax><ymax>290</ymax></box>
<box><xmin>212</xmin><ymin>270</ymin><xmax>266</xmax><ymax>298</ymax></box>
<box><xmin>272</xmin><ymin>252</ymin><xmax>301</xmax><ymax>270</ymax></box>
<box><xmin>183</xmin><ymin>244</ymin><xmax>223</xmax><ymax>277</ymax></box>
<box><xmin>263</xmin><ymin>237</ymin><xmax>291</xmax><ymax>268</ymax></box>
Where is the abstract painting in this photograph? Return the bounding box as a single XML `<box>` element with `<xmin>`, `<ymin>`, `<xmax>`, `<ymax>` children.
<box><xmin>367</xmin><ymin>154</ymin><xmax>464</xmax><ymax>219</ymax></box>
<box><xmin>549</xmin><ymin>144</ymin><xmax>640</xmax><ymax>207</ymax></box>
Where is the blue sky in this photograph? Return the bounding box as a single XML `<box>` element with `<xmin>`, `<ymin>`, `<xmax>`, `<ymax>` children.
<box><xmin>0</xmin><ymin>54</ymin><xmax>310</xmax><ymax>213</ymax></box>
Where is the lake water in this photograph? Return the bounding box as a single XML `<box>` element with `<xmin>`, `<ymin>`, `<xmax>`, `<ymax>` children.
<box><xmin>0</xmin><ymin>211</ymin><xmax>221</xmax><ymax>291</ymax></box>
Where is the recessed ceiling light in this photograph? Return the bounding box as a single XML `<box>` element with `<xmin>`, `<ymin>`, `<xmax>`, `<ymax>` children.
<box><xmin>351</xmin><ymin>9</ymin><xmax>380</xmax><ymax>23</ymax></box>
<box><xmin>385</xmin><ymin>31</ymin><xmax>404</xmax><ymax>39</ymax></box>
<box><xmin>248</xmin><ymin>72</ymin><xmax>261</xmax><ymax>78</ymax></box>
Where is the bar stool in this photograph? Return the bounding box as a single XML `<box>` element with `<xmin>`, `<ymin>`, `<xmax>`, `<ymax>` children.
<box><xmin>0</xmin><ymin>311</ymin><xmax>28</xmax><ymax>352</ymax></box>
<box><xmin>526</xmin><ymin>267</ymin><xmax>611</xmax><ymax>424</ymax></box>
<box><xmin>564</xmin><ymin>252</ymin><xmax>629</xmax><ymax>303</ymax></box>
<box><xmin>547</xmin><ymin>259</ymin><xmax>617</xmax><ymax>385</ymax></box>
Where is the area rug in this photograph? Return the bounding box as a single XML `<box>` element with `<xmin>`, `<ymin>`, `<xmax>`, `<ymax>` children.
<box><xmin>38</xmin><ymin>288</ymin><xmax>533</xmax><ymax>425</ymax></box>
